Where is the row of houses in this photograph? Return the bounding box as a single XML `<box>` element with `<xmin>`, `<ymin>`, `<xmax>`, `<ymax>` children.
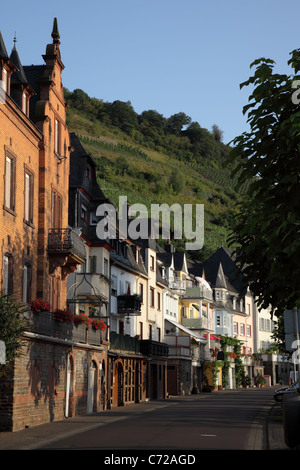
<box><xmin>0</xmin><ymin>20</ymin><xmax>279</xmax><ymax>432</ymax></box>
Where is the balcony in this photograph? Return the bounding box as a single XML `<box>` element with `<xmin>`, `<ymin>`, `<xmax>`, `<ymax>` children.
<box><xmin>110</xmin><ymin>331</ymin><xmax>140</xmax><ymax>354</ymax></box>
<box><xmin>182</xmin><ymin>317</ymin><xmax>214</xmax><ymax>331</ymax></box>
<box><xmin>48</xmin><ymin>228</ymin><xmax>86</xmax><ymax>278</ymax></box>
<box><xmin>164</xmin><ymin>335</ymin><xmax>191</xmax><ymax>358</ymax></box>
<box><xmin>74</xmin><ymin>273</ymin><xmax>109</xmax><ymax>300</ymax></box>
<box><xmin>24</xmin><ymin>310</ymin><xmax>108</xmax><ymax>345</ymax></box>
<box><xmin>183</xmin><ymin>285</ymin><xmax>213</xmax><ymax>301</ymax></box>
<box><xmin>139</xmin><ymin>340</ymin><xmax>169</xmax><ymax>358</ymax></box>
<box><xmin>117</xmin><ymin>295</ymin><xmax>142</xmax><ymax>316</ymax></box>
<box><xmin>168</xmin><ymin>277</ymin><xmax>186</xmax><ymax>294</ymax></box>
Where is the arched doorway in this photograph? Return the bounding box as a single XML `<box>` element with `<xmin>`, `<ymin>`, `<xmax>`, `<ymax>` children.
<box><xmin>88</xmin><ymin>360</ymin><xmax>97</xmax><ymax>413</ymax></box>
<box><xmin>100</xmin><ymin>360</ymin><xmax>106</xmax><ymax>410</ymax></box>
<box><xmin>65</xmin><ymin>355</ymin><xmax>74</xmax><ymax>417</ymax></box>
<box><xmin>115</xmin><ymin>361</ymin><xmax>124</xmax><ymax>407</ymax></box>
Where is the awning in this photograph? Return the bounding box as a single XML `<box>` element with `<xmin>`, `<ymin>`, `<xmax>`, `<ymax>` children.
<box><xmin>166</xmin><ymin>318</ymin><xmax>207</xmax><ymax>343</ymax></box>
<box><xmin>203</xmin><ymin>333</ymin><xmax>221</xmax><ymax>340</ymax></box>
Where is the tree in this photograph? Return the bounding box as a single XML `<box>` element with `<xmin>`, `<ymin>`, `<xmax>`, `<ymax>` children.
<box><xmin>0</xmin><ymin>292</ymin><xmax>29</xmax><ymax>375</ymax></box>
<box><xmin>211</xmin><ymin>124</ymin><xmax>223</xmax><ymax>142</ymax></box>
<box><xmin>228</xmin><ymin>50</ymin><xmax>300</xmax><ymax>316</ymax></box>
<box><xmin>166</xmin><ymin>112</ymin><xmax>191</xmax><ymax>135</ymax></box>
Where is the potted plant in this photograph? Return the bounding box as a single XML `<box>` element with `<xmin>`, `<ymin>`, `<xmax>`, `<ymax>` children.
<box><xmin>255</xmin><ymin>374</ymin><xmax>267</xmax><ymax>388</ymax></box>
<box><xmin>54</xmin><ymin>308</ymin><xmax>74</xmax><ymax>323</ymax></box>
<box><xmin>91</xmin><ymin>318</ymin><xmax>107</xmax><ymax>331</ymax></box>
<box><xmin>73</xmin><ymin>313</ymin><xmax>91</xmax><ymax>327</ymax></box>
<box><xmin>30</xmin><ymin>299</ymin><xmax>51</xmax><ymax>313</ymax></box>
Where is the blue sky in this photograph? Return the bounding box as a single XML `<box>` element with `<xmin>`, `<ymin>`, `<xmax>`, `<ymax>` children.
<box><xmin>1</xmin><ymin>0</ymin><xmax>299</xmax><ymax>144</ymax></box>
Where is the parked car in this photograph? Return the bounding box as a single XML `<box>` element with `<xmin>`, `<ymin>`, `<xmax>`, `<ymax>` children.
<box><xmin>274</xmin><ymin>382</ymin><xmax>299</xmax><ymax>402</ymax></box>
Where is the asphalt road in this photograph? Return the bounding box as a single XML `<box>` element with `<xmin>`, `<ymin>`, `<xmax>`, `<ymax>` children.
<box><xmin>38</xmin><ymin>387</ymin><xmax>274</xmax><ymax>451</ymax></box>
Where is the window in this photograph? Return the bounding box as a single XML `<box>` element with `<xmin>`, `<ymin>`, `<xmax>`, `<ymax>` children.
<box><xmin>247</xmin><ymin>303</ymin><xmax>251</xmax><ymax>316</ymax></box>
<box><xmin>23</xmin><ymin>264</ymin><xmax>32</xmax><ymax>303</ymax></box>
<box><xmin>119</xmin><ymin>320</ymin><xmax>124</xmax><ymax>335</ymax></box>
<box><xmin>139</xmin><ymin>322</ymin><xmax>143</xmax><ymax>340</ymax></box>
<box><xmin>157</xmin><ymin>292</ymin><xmax>161</xmax><ymax>310</ymax></box>
<box><xmin>89</xmin><ymin>255</ymin><xmax>97</xmax><ymax>273</ymax></box>
<box><xmin>104</xmin><ymin>258</ymin><xmax>109</xmax><ymax>278</ymax></box>
<box><xmin>149</xmin><ymin>324</ymin><xmax>152</xmax><ymax>340</ymax></box>
<box><xmin>233</xmin><ymin>322</ymin><xmax>238</xmax><ymax>335</ymax></box>
<box><xmin>51</xmin><ymin>190</ymin><xmax>62</xmax><ymax>228</ymax></box>
<box><xmin>54</xmin><ymin>119</ymin><xmax>60</xmax><ymax>154</ymax></box>
<box><xmin>81</xmin><ymin>203</ymin><xmax>88</xmax><ymax>223</ymax></box>
<box><xmin>232</xmin><ymin>298</ymin><xmax>236</xmax><ymax>310</ymax></box>
<box><xmin>247</xmin><ymin>325</ymin><xmax>251</xmax><ymax>337</ymax></box>
<box><xmin>240</xmin><ymin>324</ymin><xmax>245</xmax><ymax>336</ymax></box>
<box><xmin>150</xmin><ymin>255</ymin><xmax>155</xmax><ymax>271</ymax></box>
<box><xmin>150</xmin><ymin>287</ymin><xmax>155</xmax><ymax>307</ymax></box>
<box><xmin>5</xmin><ymin>153</ymin><xmax>16</xmax><ymax>212</ymax></box>
<box><xmin>216</xmin><ymin>314</ymin><xmax>221</xmax><ymax>326</ymax></box>
<box><xmin>111</xmin><ymin>275</ymin><xmax>117</xmax><ymax>296</ymax></box>
<box><xmin>24</xmin><ymin>171</ymin><xmax>34</xmax><ymax>224</ymax></box>
<box><xmin>3</xmin><ymin>254</ymin><xmax>13</xmax><ymax>295</ymax></box>
<box><xmin>139</xmin><ymin>283</ymin><xmax>144</xmax><ymax>302</ymax></box>
<box><xmin>157</xmin><ymin>327</ymin><xmax>161</xmax><ymax>342</ymax></box>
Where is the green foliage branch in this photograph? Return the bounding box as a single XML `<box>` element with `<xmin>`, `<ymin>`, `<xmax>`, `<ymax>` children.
<box><xmin>228</xmin><ymin>50</ymin><xmax>300</xmax><ymax>316</ymax></box>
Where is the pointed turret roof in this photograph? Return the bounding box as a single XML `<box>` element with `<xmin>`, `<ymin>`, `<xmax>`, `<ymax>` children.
<box><xmin>10</xmin><ymin>35</ymin><xmax>29</xmax><ymax>86</ymax></box>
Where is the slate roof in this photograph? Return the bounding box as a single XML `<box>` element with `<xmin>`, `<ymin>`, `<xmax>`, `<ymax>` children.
<box><xmin>0</xmin><ymin>30</ymin><xmax>8</xmax><ymax>59</ymax></box>
<box><xmin>10</xmin><ymin>45</ymin><xmax>29</xmax><ymax>86</ymax></box>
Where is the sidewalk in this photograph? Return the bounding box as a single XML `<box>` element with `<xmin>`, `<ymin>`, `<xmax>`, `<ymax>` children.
<box><xmin>0</xmin><ymin>395</ymin><xmax>294</xmax><ymax>451</ymax></box>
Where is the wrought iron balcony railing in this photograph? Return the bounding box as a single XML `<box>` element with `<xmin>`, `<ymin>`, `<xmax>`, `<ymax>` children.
<box><xmin>117</xmin><ymin>294</ymin><xmax>142</xmax><ymax>316</ymax></box>
<box><xmin>48</xmin><ymin>227</ymin><xmax>86</xmax><ymax>262</ymax></box>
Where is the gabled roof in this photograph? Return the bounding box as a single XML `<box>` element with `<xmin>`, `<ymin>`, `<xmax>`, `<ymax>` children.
<box><xmin>69</xmin><ymin>133</ymin><xmax>107</xmax><ymax>201</ymax></box>
<box><xmin>203</xmin><ymin>246</ymin><xmax>247</xmax><ymax>295</ymax></box>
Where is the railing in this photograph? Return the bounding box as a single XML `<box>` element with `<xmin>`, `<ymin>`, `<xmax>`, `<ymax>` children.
<box><xmin>74</xmin><ymin>273</ymin><xmax>110</xmax><ymax>298</ymax></box>
<box><xmin>24</xmin><ymin>310</ymin><xmax>107</xmax><ymax>345</ymax></box>
<box><xmin>117</xmin><ymin>295</ymin><xmax>142</xmax><ymax>316</ymax></box>
<box><xmin>48</xmin><ymin>227</ymin><xmax>86</xmax><ymax>262</ymax></box>
<box><xmin>110</xmin><ymin>331</ymin><xmax>140</xmax><ymax>354</ymax></box>
<box><xmin>182</xmin><ymin>317</ymin><xmax>214</xmax><ymax>331</ymax></box>
<box><xmin>164</xmin><ymin>335</ymin><xmax>191</xmax><ymax>358</ymax></box>
<box><xmin>168</xmin><ymin>278</ymin><xmax>186</xmax><ymax>293</ymax></box>
<box><xmin>182</xmin><ymin>285</ymin><xmax>213</xmax><ymax>301</ymax></box>
<box><xmin>139</xmin><ymin>339</ymin><xmax>169</xmax><ymax>357</ymax></box>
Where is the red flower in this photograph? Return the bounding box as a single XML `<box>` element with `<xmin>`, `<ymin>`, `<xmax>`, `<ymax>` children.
<box><xmin>74</xmin><ymin>313</ymin><xmax>91</xmax><ymax>327</ymax></box>
<box><xmin>30</xmin><ymin>299</ymin><xmax>51</xmax><ymax>312</ymax></box>
<box><xmin>91</xmin><ymin>318</ymin><xmax>107</xmax><ymax>331</ymax></box>
<box><xmin>54</xmin><ymin>309</ymin><xmax>74</xmax><ymax>323</ymax></box>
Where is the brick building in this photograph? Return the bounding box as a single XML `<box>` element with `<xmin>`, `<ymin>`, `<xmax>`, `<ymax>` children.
<box><xmin>0</xmin><ymin>20</ymin><xmax>95</xmax><ymax>432</ymax></box>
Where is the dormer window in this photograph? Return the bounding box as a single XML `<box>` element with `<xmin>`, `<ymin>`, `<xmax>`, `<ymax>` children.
<box><xmin>233</xmin><ymin>298</ymin><xmax>236</xmax><ymax>310</ymax></box>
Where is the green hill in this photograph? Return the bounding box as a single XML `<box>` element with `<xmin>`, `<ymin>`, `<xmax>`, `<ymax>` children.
<box><xmin>65</xmin><ymin>88</ymin><xmax>246</xmax><ymax>261</ymax></box>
